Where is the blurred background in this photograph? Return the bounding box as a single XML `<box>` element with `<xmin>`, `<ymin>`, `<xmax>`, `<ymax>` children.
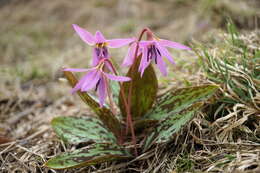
<box><xmin>1</xmin><ymin>0</ymin><xmax>259</xmax><ymax>85</ymax></box>
<box><xmin>0</xmin><ymin>0</ymin><xmax>259</xmax><ymax>172</ymax></box>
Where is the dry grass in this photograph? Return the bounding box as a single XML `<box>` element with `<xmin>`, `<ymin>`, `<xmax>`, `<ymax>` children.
<box><xmin>191</xmin><ymin>28</ymin><xmax>260</xmax><ymax>172</ymax></box>
<box><xmin>0</xmin><ymin>0</ymin><xmax>260</xmax><ymax>172</ymax></box>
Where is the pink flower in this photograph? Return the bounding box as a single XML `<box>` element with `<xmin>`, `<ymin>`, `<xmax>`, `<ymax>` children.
<box><xmin>122</xmin><ymin>41</ymin><xmax>142</xmax><ymax>67</ymax></box>
<box><xmin>123</xmin><ymin>36</ymin><xmax>191</xmax><ymax>77</ymax></box>
<box><xmin>72</xmin><ymin>24</ymin><xmax>135</xmax><ymax>66</ymax></box>
<box><xmin>63</xmin><ymin>61</ymin><xmax>131</xmax><ymax>107</ymax></box>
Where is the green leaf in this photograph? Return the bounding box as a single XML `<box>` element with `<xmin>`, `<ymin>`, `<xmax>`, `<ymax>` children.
<box><xmin>51</xmin><ymin>116</ymin><xmax>117</xmax><ymax>144</ymax></box>
<box><xmin>143</xmin><ymin>103</ymin><xmax>203</xmax><ymax>151</ymax></box>
<box><xmin>145</xmin><ymin>84</ymin><xmax>219</xmax><ymax>120</ymax></box>
<box><xmin>134</xmin><ymin>119</ymin><xmax>158</xmax><ymax>133</ymax></box>
<box><xmin>119</xmin><ymin>56</ymin><xmax>158</xmax><ymax>119</ymax></box>
<box><xmin>110</xmin><ymin>80</ymin><xmax>120</xmax><ymax>105</ymax></box>
<box><xmin>63</xmin><ymin>71</ymin><xmax>122</xmax><ymax>138</ymax></box>
<box><xmin>45</xmin><ymin>143</ymin><xmax>131</xmax><ymax>169</ymax></box>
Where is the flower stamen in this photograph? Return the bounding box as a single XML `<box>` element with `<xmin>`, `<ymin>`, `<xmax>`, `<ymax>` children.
<box><xmin>95</xmin><ymin>79</ymin><xmax>101</xmax><ymax>91</ymax></box>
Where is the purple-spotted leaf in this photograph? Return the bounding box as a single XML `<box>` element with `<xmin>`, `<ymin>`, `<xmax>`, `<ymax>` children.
<box><xmin>51</xmin><ymin>116</ymin><xmax>117</xmax><ymax>144</ymax></box>
<box><xmin>133</xmin><ymin>119</ymin><xmax>158</xmax><ymax>133</ymax></box>
<box><xmin>64</xmin><ymin>71</ymin><xmax>122</xmax><ymax>138</ymax></box>
<box><xmin>145</xmin><ymin>85</ymin><xmax>219</xmax><ymax>121</ymax></box>
<box><xmin>119</xmin><ymin>56</ymin><xmax>158</xmax><ymax>119</ymax></box>
<box><xmin>110</xmin><ymin>80</ymin><xmax>120</xmax><ymax>105</ymax></box>
<box><xmin>143</xmin><ymin>103</ymin><xmax>203</xmax><ymax>151</ymax></box>
<box><xmin>45</xmin><ymin>143</ymin><xmax>131</xmax><ymax>169</ymax></box>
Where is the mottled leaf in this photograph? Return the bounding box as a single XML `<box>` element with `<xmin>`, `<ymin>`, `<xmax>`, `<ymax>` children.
<box><xmin>134</xmin><ymin>119</ymin><xmax>158</xmax><ymax>133</ymax></box>
<box><xmin>119</xmin><ymin>56</ymin><xmax>158</xmax><ymax>119</ymax></box>
<box><xmin>63</xmin><ymin>71</ymin><xmax>122</xmax><ymax>138</ymax></box>
<box><xmin>145</xmin><ymin>85</ymin><xmax>219</xmax><ymax>120</ymax></box>
<box><xmin>143</xmin><ymin>103</ymin><xmax>203</xmax><ymax>151</ymax></box>
<box><xmin>51</xmin><ymin>116</ymin><xmax>117</xmax><ymax>144</ymax></box>
<box><xmin>110</xmin><ymin>80</ymin><xmax>120</xmax><ymax>105</ymax></box>
<box><xmin>45</xmin><ymin>143</ymin><xmax>131</xmax><ymax>169</ymax></box>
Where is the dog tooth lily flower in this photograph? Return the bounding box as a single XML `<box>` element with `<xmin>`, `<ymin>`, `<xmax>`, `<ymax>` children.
<box><xmin>122</xmin><ymin>40</ymin><xmax>142</xmax><ymax>67</ymax></box>
<box><xmin>72</xmin><ymin>24</ymin><xmax>135</xmax><ymax>66</ymax></box>
<box><xmin>123</xmin><ymin>32</ymin><xmax>191</xmax><ymax>77</ymax></box>
<box><xmin>63</xmin><ymin>60</ymin><xmax>131</xmax><ymax>107</ymax></box>
<box><xmin>139</xmin><ymin>38</ymin><xmax>191</xmax><ymax>76</ymax></box>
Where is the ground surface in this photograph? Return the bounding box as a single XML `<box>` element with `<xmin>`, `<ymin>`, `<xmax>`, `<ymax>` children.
<box><xmin>0</xmin><ymin>0</ymin><xmax>259</xmax><ymax>172</ymax></box>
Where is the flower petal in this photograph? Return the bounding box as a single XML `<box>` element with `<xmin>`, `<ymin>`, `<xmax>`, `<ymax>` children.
<box><xmin>92</xmin><ymin>47</ymin><xmax>100</xmax><ymax>66</ymax></box>
<box><xmin>156</xmin><ymin>55</ymin><xmax>167</xmax><ymax>76</ymax></box>
<box><xmin>98</xmin><ymin>77</ymin><xmax>107</xmax><ymax>107</ymax></box>
<box><xmin>104</xmin><ymin>73</ymin><xmax>131</xmax><ymax>82</ymax></box>
<box><xmin>156</xmin><ymin>42</ymin><xmax>175</xmax><ymax>64</ymax></box>
<box><xmin>122</xmin><ymin>42</ymin><xmax>137</xmax><ymax>67</ymax></box>
<box><xmin>72</xmin><ymin>24</ymin><xmax>95</xmax><ymax>45</ymax></box>
<box><xmin>138</xmin><ymin>46</ymin><xmax>151</xmax><ymax>77</ymax></box>
<box><xmin>139</xmin><ymin>40</ymin><xmax>154</xmax><ymax>46</ymax></box>
<box><xmin>106</xmin><ymin>38</ymin><xmax>135</xmax><ymax>48</ymax></box>
<box><xmin>104</xmin><ymin>61</ymin><xmax>114</xmax><ymax>72</ymax></box>
<box><xmin>81</xmin><ymin>70</ymin><xmax>101</xmax><ymax>92</ymax></box>
<box><xmin>95</xmin><ymin>31</ymin><xmax>106</xmax><ymax>43</ymax></box>
<box><xmin>63</xmin><ymin>68</ymin><xmax>89</xmax><ymax>72</ymax></box>
<box><xmin>71</xmin><ymin>71</ymin><xmax>94</xmax><ymax>93</ymax></box>
<box><xmin>159</xmin><ymin>39</ymin><xmax>191</xmax><ymax>50</ymax></box>
<box><xmin>71</xmin><ymin>76</ymin><xmax>87</xmax><ymax>93</ymax></box>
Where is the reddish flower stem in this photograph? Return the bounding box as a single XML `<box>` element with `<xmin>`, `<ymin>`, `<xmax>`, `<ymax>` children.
<box><xmin>123</xmin><ymin>28</ymin><xmax>150</xmax><ymax>156</ymax></box>
<box><xmin>104</xmin><ymin>28</ymin><xmax>149</xmax><ymax>156</ymax></box>
<box><xmin>99</xmin><ymin>61</ymin><xmax>118</xmax><ymax>116</ymax></box>
<box><xmin>105</xmin><ymin>59</ymin><xmax>138</xmax><ymax>156</ymax></box>
<box><xmin>125</xmin><ymin>28</ymin><xmax>149</xmax><ymax>133</ymax></box>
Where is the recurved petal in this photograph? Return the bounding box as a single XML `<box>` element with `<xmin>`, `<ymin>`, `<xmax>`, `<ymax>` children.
<box><xmin>72</xmin><ymin>24</ymin><xmax>95</xmax><ymax>45</ymax></box>
<box><xmin>104</xmin><ymin>61</ymin><xmax>114</xmax><ymax>73</ymax></box>
<box><xmin>71</xmin><ymin>78</ymin><xmax>84</xmax><ymax>94</ymax></box>
<box><xmin>139</xmin><ymin>40</ymin><xmax>154</xmax><ymax>46</ymax></box>
<box><xmin>95</xmin><ymin>31</ymin><xmax>106</xmax><ymax>43</ymax></box>
<box><xmin>138</xmin><ymin>46</ymin><xmax>151</xmax><ymax>77</ymax></box>
<box><xmin>98</xmin><ymin>77</ymin><xmax>107</xmax><ymax>107</ymax></box>
<box><xmin>104</xmin><ymin>73</ymin><xmax>131</xmax><ymax>82</ymax></box>
<box><xmin>92</xmin><ymin>47</ymin><xmax>100</xmax><ymax>66</ymax></box>
<box><xmin>156</xmin><ymin>56</ymin><xmax>167</xmax><ymax>76</ymax></box>
<box><xmin>156</xmin><ymin>42</ymin><xmax>176</xmax><ymax>65</ymax></box>
<box><xmin>81</xmin><ymin>70</ymin><xmax>101</xmax><ymax>92</ymax></box>
<box><xmin>71</xmin><ymin>72</ymin><xmax>93</xmax><ymax>93</ymax></box>
<box><xmin>159</xmin><ymin>39</ymin><xmax>191</xmax><ymax>50</ymax></box>
<box><xmin>106</xmin><ymin>38</ymin><xmax>135</xmax><ymax>48</ymax></box>
<box><xmin>63</xmin><ymin>68</ymin><xmax>89</xmax><ymax>72</ymax></box>
<box><xmin>122</xmin><ymin>42</ymin><xmax>137</xmax><ymax>67</ymax></box>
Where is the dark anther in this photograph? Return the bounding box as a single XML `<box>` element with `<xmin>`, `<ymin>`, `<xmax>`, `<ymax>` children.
<box><xmin>95</xmin><ymin>79</ymin><xmax>101</xmax><ymax>91</ymax></box>
<box><xmin>95</xmin><ymin>48</ymin><xmax>101</xmax><ymax>57</ymax></box>
<box><xmin>152</xmin><ymin>45</ymin><xmax>156</xmax><ymax>58</ymax></box>
<box><xmin>150</xmin><ymin>45</ymin><xmax>157</xmax><ymax>64</ymax></box>
<box><xmin>156</xmin><ymin>48</ymin><xmax>161</xmax><ymax>56</ymax></box>
<box><xmin>102</xmin><ymin>47</ymin><xmax>108</xmax><ymax>58</ymax></box>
